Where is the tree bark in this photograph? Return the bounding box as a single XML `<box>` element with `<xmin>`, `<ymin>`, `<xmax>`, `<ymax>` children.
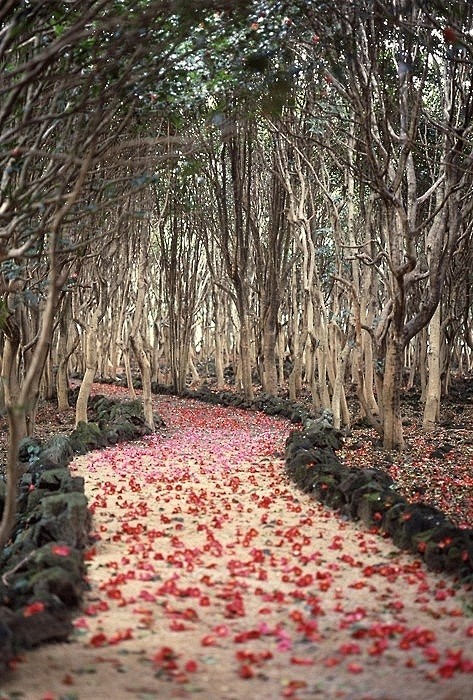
<box><xmin>331</xmin><ymin>326</ymin><xmax>352</xmax><ymax>430</ymax></box>
<box><xmin>238</xmin><ymin>309</ymin><xmax>254</xmax><ymax>401</ymax></box>
<box><xmin>75</xmin><ymin>305</ymin><xmax>100</xmax><ymax>426</ymax></box>
<box><xmin>381</xmin><ymin>334</ymin><xmax>405</xmax><ymax>450</ymax></box>
<box><xmin>130</xmin><ymin>334</ymin><xmax>154</xmax><ymax>429</ymax></box>
<box><xmin>423</xmin><ymin>303</ymin><xmax>441</xmax><ymax>430</ymax></box>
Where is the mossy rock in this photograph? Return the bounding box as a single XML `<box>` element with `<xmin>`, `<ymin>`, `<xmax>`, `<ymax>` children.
<box><xmin>18</xmin><ymin>436</ymin><xmax>42</xmax><ymax>464</ymax></box>
<box><xmin>311</xmin><ymin>472</ymin><xmax>340</xmax><ymax>503</ymax></box>
<box><xmin>285</xmin><ymin>460</ymin><xmax>305</xmax><ymax>483</ymax></box>
<box><xmin>99</xmin><ymin>398</ymin><xmax>144</xmax><ymax>423</ymax></box>
<box><xmin>107</xmin><ymin>416</ymin><xmax>142</xmax><ymax>441</ymax></box>
<box><xmin>35</xmin><ymin>436</ymin><xmax>74</xmax><ymax>470</ymax></box>
<box><xmin>339</xmin><ymin>468</ymin><xmax>394</xmax><ymax>501</ymax></box>
<box><xmin>290</xmin><ymin>408</ymin><xmax>308</xmax><ymax>424</ymax></box>
<box><xmin>104</xmin><ymin>430</ymin><xmax>119</xmax><ymax>445</ymax></box>
<box><xmin>68</xmin><ymin>421</ymin><xmax>107</xmax><ymax>453</ymax></box>
<box><xmin>304</xmin><ymin>427</ymin><xmax>344</xmax><ymax>450</ymax></box>
<box><xmin>2</xmin><ymin>601</ymin><xmax>72</xmax><ymax>650</ymax></box>
<box><xmin>87</xmin><ymin>396</ymin><xmax>159</xmax><ymax>435</ymax></box>
<box><xmin>264</xmin><ymin>402</ymin><xmax>284</xmax><ymax>416</ymax></box>
<box><xmin>390</xmin><ymin>503</ymin><xmax>452</xmax><ymax>551</ymax></box>
<box><xmin>2</xmin><ymin>549</ymin><xmax>83</xmax><ymax>611</ymax></box>
<box><xmin>285</xmin><ymin>432</ymin><xmax>314</xmax><ymax>455</ymax></box>
<box><xmin>289</xmin><ymin>448</ymin><xmax>321</xmax><ymax>470</ymax></box>
<box><xmin>0</xmin><ymin>614</ymin><xmax>13</xmax><ymax>674</ymax></box>
<box><xmin>381</xmin><ymin>500</ymin><xmax>409</xmax><ymax>537</ymax></box>
<box><xmin>357</xmin><ymin>490</ymin><xmax>407</xmax><ymax>527</ymax></box>
<box><xmin>30</xmin><ymin>566</ymin><xmax>82</xmax><ymax>607</ymax></box>
<box><xmin>1</xmin><ymin>390</ymin><xmax>165</xmax><ymax>672</ymax></box>
<box><xmin>341</xmin><ymin>473</ymin><xmax>396</xmax><ymax>520</ymax></box>
<box><xmin>311</xmin><ymin>474</ymin><xmax>341</xmax><ymax>505</ymax></box>
<box><xmin>36</xmin><ymin>468</ymin><xmax>84</xmax><ymax>494</ymax></box>
<box><xmin>295</xmin><ymin>464</ymin><xmax>324</xmax><ymax>493</ymax></box>
<box><xmin>323</xmin><ymin>487</ymin><xmax>346</xmax><ymax>511</ymax></box>
<box><xmin>414</xmin><ymin>526</ymin><xmax>473</xmax><ymax>576</ymax></box>
<box><xmin>34</xmin><ymin>542</ymin><xmax>83</xmax><ymax>576</ymax></box>
<box><xmin>26</xmin><ymin>487</ymin><xmax>56</xmax><ymax>512</ymax></box>
<box><xmin>27</xmin><ymin>491</ymin><xmax>91</xmax><ymax>549</ymax></box>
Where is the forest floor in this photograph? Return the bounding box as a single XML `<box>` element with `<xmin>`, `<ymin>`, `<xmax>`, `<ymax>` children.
<box><xmin>0</xmin><ymin>380</ymin><xmax>472</xmax><ymax>699</ymax></box>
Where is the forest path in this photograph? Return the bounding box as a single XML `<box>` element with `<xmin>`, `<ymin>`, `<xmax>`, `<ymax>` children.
<box><xmin>1</xmin><ymin>394</ymin><xmax>472</xmax><ymax>700</ymax></box>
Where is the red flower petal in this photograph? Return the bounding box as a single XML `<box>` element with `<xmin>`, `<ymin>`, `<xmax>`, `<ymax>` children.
<box><xmin>51</xmin><ymin>544</ymin><xmax>71</xmax><ymax>556</ymax></box>
<box><xmin>290</xmin><ymin>656</ymin><xmax>314</xmax><ymax>665</ymax></box>
<box><xmin>347</xmin><ymin>662</ymin><xmax>364</xmax><ymax>674</ymax></box>
<box><xmin>238</xmin><ymin>664</ymin><xmax>255</xmax><ymax>679</ymax></box>
<box><xmin>23</xmin><ymin>601</ymin><xmax>45</xmax><ymax>617</ymax></box>
<box><xmin>89</xmin><ymin>633</ymin><xmax>107</xmax><ymax>648</ymax></box>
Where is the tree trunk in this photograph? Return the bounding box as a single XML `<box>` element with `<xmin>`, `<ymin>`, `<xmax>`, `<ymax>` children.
<box><xmin>382</xmin><ymin>334</ymin><xmax>405</xmax><ymax>450</ymax></box>
<box><xmin>331</xmin><ymin>327</ymin><xmax>353</xmax><ymax>430</ymax></box>
<box><xmin>57</xmin><ymin>358</ymin><xmax>70</xmax><ymax>411</ymax></box>
<box><xmin>75</xmin><ymin>306</ymin><xmax>100</xmax><ymax>426</ymax></box>
<box><xmin>0</xmin><ymin>406</ymin><xmax>24</xmax><ymax>549</ymax></box>
<box><xmin>239</xmin><ymin>311</ymin><xmax>254</xmax><ymax>401</ymax></box>
<box><xmin>41</xmin><ymin>354</ymin><xmax>56</xmax><ymax>401</ymax></box>
<box><xmin>56</xmin><ymin>315</ymin><xmax>70</xmax><ymax>411</ymax></box>
<box><xmin>288</xmin><ymin>272</ymin><xmax>303</xmax><ymax>400</ymax></box>
<box><xmin>123</xmin><ymin>348</ymin><xmax>137</xmax><ymax>399</ymax></box>
<box><xmin>1</xmin><ymin>320</ymin><xmax>27</xmax><ymax>438</ymax></box>
<box><xmin>277</xmin><ymin>329</ymin><xmax>286</xmax><ymax>387</ymax></box>
<box><xmin>261</xmin><ymin>317</ymin><xmax>278</xmax><ymax>395</ymax></box>
<box><xmin>56</xmin><ymin>313</ymin><xmax>79</xmax><ymax>412</ymax></box>
<box><xmin>1</xmin><ymin>206</ymin><xmax>71</xmax><ymax>546</ymax></box>
<box><xmin>188</xmin><ymin>348</ymin><xmax>200</xmax><ymax>385</ymax></box>
<box><xmin>423</xmin><ymin>303</ymin><xmax>441</xmax><ymax>430</ymax></box>
<box><xmin>130</xmin><ymin>334</ymin><xmax>155</xmax><ymax>430</ymax></box>
<box><xmin>211</xmin><ymin>290</ymin><xmax>226</xmax><ymax>388</ymax></box>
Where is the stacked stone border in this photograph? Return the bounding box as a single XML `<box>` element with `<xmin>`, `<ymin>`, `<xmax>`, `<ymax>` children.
<box><xmin>0</xmin><ymin>394</ymin><xmax>156</xmax><ymax>675</ymax></box>
<box><xmin>283</xmin><ymin>412</ymin><xmax>473</xmax><ymax>584</ymax></box>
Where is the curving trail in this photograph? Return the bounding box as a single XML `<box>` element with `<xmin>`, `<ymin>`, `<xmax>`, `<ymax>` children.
<box><xmin>1</xmin><ymin>394</ymin><xmax>472</xmax><ymax>700</ymax></box>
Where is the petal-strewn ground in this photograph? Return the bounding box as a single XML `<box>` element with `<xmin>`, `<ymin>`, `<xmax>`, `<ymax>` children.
<box><xmin>1</xmin><ymin>394</ymin><xmax>472</xmax><ymax>699</ymax></box>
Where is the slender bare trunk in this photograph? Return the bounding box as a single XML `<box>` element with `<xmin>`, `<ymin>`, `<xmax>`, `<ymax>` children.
<box><xmin>75</xmin><ymin>306</ymin><xmax>100</xmax><ymax>426</ymax></box>
<box><xmin>130</xmin><ymin>334</ymin><xmax>154</xmax><ymax>429</ymax></box>
<box><xmin>239</xmin><ymin>311</ymin><xmax>254</xmax><ymax>401</ymax></box>
<box><xmin>423</xmin><ymin>304</ymin><xmax>441</xmax><ymax>430</ymax></box>
<box><xmin>331</xmin><ymin>327</ymin><xmax>353</xmax><ymax>429</ymax></box>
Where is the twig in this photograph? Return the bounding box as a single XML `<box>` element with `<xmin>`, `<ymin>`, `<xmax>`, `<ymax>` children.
<box><xmin>1</xmin><ymin>550</ymin><xmax>35</xmax><ymax>586</ymax></box>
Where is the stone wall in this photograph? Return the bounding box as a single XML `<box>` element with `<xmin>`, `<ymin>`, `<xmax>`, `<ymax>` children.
<box><xmin>0</xmin><ymin>395</ymin><xmax>157</xmax><ymax>675</ymax></box>
<box><xmin>284</xmin><ymin>413</ymin><xmax>473</xmax><ymax>582</ymax></box>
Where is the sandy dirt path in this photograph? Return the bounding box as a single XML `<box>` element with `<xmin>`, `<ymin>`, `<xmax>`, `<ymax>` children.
<box><xmin>1</xmin><ymin>396</ymin><xmax>472</xmax><ymax>700</ymax></box>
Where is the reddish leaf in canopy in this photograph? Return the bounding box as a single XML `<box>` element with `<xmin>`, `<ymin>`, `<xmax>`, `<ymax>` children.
<box><xmin>443</xmin><ymin>26</ymin><xmax>457</xmax><ymax>43</ymax></box>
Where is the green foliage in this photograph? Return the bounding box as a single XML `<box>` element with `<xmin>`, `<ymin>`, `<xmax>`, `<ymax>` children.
<box><xmin>127</xmin><ymin>1</ymin><xmax>301</xmax><ymax>117</ymax></box>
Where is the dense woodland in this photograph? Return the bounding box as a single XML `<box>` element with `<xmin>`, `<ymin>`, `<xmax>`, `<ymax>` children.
<box><xmin>1</xmin><ymin>1</ymin><xmax>473</xmax><ymax>547</ymax></box>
